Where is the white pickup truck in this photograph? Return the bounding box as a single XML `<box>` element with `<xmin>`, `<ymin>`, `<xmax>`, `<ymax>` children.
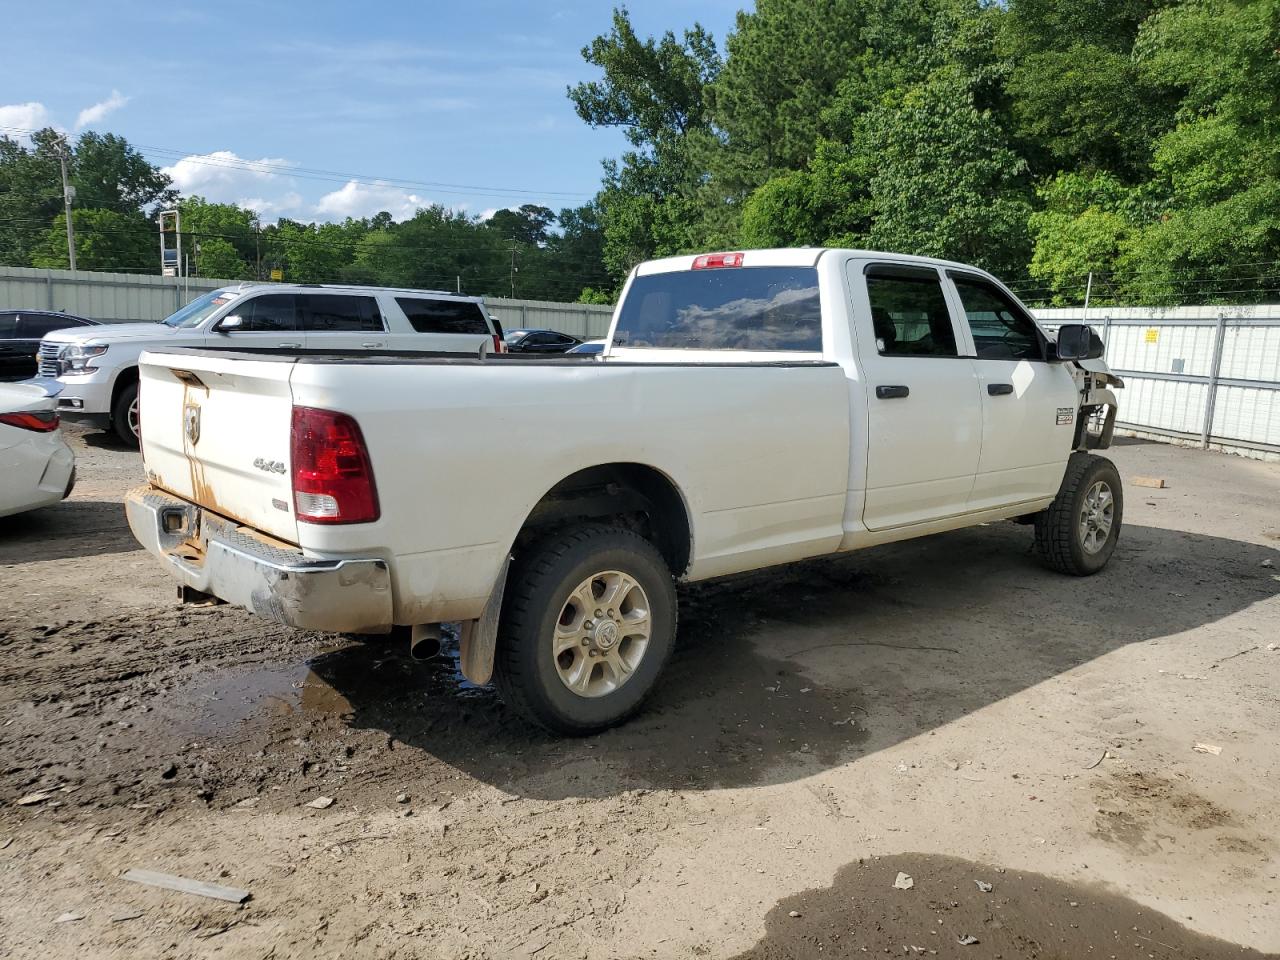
<box><xmin>125</xmin><ymin>248</ymin><xmax>1123</xmax><ymax>734</ymax></box>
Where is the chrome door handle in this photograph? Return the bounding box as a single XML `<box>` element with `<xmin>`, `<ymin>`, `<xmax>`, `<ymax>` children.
<box><xmin>277</xmin><ymin>342</ymin><xmax>302</xmax><ymax>348</ymax></box>
<box><xmin>361</xmin><ymin>341</ymin><xmax>384</xmax><ymax>348</ymax></box>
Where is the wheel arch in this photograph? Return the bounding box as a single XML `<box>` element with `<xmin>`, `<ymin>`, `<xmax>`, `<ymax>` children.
<box><xmin>511</xmin><ymin>462</ymin><xmax>693</xmax><ymax>578</ymax></box>
<box><xmin>109</xmin><ymin>365</ymin><xmax>139</xmax><ymax>417</ymax></box>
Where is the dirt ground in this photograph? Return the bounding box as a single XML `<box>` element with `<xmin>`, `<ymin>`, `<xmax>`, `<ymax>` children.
<box><xmin>1</xmin><ymin>425</ymin><xmax>1278</xmax><ymax>960</ymax></box>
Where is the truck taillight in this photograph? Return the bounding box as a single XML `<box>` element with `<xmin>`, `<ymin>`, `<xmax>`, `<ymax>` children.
<box><xmin>492</xmin><ymin>334</ymin><xmax>506</xmax><ymax>354</ymax></box>
<box><xmin>0</xmin><ymin>410</ymin><xmax>59</xmax><ymax>432</ymax></box>
<box><xmin>290</xmin><ymin>406</ymin><xmax>380</xmax><ymax>524</ymax></box>
<box><xmin>691</xmin><ymin>252</ymin><xmax>744</xmax><ymax>270</ymax></box>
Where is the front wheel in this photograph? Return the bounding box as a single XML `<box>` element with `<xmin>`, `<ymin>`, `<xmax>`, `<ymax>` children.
<box><xmin>495</xmin><ymin>524</ymin><xmax>676</xmax><ymax>735</ymax></box>
<box><xmin>111</xmin><ymin>381</ymin><xmax>140</xmax><ymax>446</ymax></box>
<box><xmin>1034</xmin><ymin>452</ymin><xmax>1123</xmax><ymax>575</ymax></box>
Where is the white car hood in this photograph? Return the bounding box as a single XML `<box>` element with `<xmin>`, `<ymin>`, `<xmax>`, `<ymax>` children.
<box><xmin>42</xmin><ymin>322</ymin><xmax>181</xmax><ymax>346</ymax></box>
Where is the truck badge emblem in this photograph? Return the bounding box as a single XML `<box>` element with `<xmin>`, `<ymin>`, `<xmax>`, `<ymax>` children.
<box><xmin>254</xmin><ymin>458</ymin><xmax>287</xmax><ymax>475</ymax></box>
<box><xmin>183</xmin><ymin>403</ymin><xmax>201</xmax><ymax>444</ymax></box>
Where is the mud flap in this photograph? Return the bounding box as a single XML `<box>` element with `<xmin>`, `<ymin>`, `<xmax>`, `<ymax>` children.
<box><xmin>458</xmin><ymin>555</ymin><xmax>511</xmax><ymax>685</ymax></box>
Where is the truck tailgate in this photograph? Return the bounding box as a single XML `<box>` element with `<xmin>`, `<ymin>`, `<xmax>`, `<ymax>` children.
<box><xmin>138</xmin><ymin>351</ymin><xmax>299</xmax><ymax>544</ymax></box>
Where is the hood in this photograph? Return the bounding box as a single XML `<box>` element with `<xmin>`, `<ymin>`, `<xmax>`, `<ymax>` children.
<box><xmin>0</xmin><ymin>381</ymin><xmax>57</xmax><ymax>414</ymax></box>
<box><xmin>42</xmin><ymin>321</ymin><xmax>176</xmax><ymax>346</ymax></box>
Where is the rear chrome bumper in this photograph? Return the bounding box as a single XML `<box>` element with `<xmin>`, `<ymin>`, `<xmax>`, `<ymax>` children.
<box><xmin>124</xmin><ymin>485</ymin><xmax>393</xmax><ymax>633</ymax></box>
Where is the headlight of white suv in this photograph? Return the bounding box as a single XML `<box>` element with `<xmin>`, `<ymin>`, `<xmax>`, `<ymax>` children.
<box><xmin>60</xmin><ymin>343</ymin><xmax>108</xmax><ymax>372</ymax></box>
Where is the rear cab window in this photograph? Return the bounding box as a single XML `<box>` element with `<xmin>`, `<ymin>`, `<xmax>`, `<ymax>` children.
<box><xmin>613</xmin><ymin>266</ymin><xmax>822</xmax><ymax>352</ymax></box>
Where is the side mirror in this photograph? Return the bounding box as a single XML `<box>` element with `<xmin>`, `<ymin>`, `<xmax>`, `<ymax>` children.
<box><xmin>217</xmin><ymin>314</ymin><xmax>244</xmax><ymax>332</ymax></box>
<box><xmin>1054</xmin><ymin>323</ymin><xmax>1104</xmax><ymax>361</ymax></box>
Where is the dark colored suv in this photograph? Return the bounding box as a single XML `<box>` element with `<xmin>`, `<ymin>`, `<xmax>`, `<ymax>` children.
<box><xmin>0</xmin><ymin>310</ymin><xmax>99</xmax><ymax>381</ymax></box>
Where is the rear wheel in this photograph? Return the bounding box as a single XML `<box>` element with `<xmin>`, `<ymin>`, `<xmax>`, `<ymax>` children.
<box><xmin>111</xmin><ymin>381</ymin><xmax>139</xmax><ymax>446</ymax></box>
<box><xmin>1034</xmin><ymin>452</ymin><xmax>1123</xmax><ymax>575</ymax></box>
<box><xmin>495</xmin><ymin>524</ymin><xmax>676</xmax><ymax>735</ymax></box>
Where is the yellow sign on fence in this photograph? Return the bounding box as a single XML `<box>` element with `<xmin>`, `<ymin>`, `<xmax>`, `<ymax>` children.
<box><xmin>269</xmin><ymin>268</ymin><xmax>283</xmax><ymax>281</ymax></box>
<box><xmin>1144</xmin><ymin>328</ymin><xmax>1159</xmax><ymax>343</ymax></box>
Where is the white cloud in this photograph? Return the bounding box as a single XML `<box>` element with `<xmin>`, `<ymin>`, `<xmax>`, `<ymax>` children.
<box><xmin>162</xmin><ymin>150</ymin><xmax>294</xmax><ymax>199</ymax></box>
<box><xmin>0</xmin><ymin>102</ymin><xmax>54</xmax><ymax>140</ymax></box>
<box><xmin>477</xmin><ymin>208</ymin><xmax>499</xmax><ymax>222</ymax></box>
<box><xmin>75</xmin><ymin>90</ymin><xmax>130</xmax><ymax>130</ymax></box>
<box><xmin>238</xmin><ymin>192</ymin><xmax>306</xmax><ymax>218</ymax></box>
<box><xmin>314</xmin><ymin>180</ymin><xmax>427</xmax><ymax>222</ymax></box>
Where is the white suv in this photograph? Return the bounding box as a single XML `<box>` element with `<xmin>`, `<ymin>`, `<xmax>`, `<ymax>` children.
<box><xmin>39</xmin><ymin>284</ymin><xmax>504</xmax><ymax>444</ymax></box>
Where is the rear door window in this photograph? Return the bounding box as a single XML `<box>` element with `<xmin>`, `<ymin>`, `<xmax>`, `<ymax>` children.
<box><xmin>235</xmin><ymin>294</ymin><xmax>298</xmax><ymax>332</ymax></box>
<box><xmin>396</xmin><ymin>298</ymin><xmax>489</xmax><ymax>334</ymax></box>
<box><xmin>864</xmin><ymin>265</ymin><xmax>959</xmax><ymax>358</ymax></box>
<box><xmin>950</xmin><ymin>273</ymin><xmax>1044</xmax><ymax>361</ymax></box>
<box><xmin>0</xmin><ymin>313</ymin><xmax>18</xmax><ymax>336</ymax></box>
<box><xmin>613</xmin><ymin>266</ymin><xmax>822</xmax><ymax>351</ymax></box>
<box><xmin>302</xmin><ymin>294</ymin><xmax>383</xmax><ymax>332</ymax></box>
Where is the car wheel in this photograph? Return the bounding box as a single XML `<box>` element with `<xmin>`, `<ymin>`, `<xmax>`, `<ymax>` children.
<box><xmin>494</xmin><ymin>523</ymin><xmax>676</xmax><ymax>735</ymax></box>
<box><xmin>111</xmin><ymin>381</ymin><xmax>139</xmax><ymax>447</ymax></box>
<box><xmin>1034</xmin><ymin>452</ymin><xmax>1123</xmax><ymax>575</ymax></box>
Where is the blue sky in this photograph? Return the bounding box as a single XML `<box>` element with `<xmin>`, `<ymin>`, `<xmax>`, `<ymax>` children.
<box><xmin>0</xmin><ymin>0</ymin><xmax>742</xmax><ymax>222</ymax></box>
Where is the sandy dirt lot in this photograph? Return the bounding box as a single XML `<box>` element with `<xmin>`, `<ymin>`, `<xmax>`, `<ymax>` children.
<box><xmin>1</xmin><ymin>425</ymin><xmax>1278</xmax><ymax>959</ymax></box>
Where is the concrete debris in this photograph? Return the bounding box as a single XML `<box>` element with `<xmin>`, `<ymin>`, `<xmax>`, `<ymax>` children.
<box><xmin>975</xmin><ymin>880</ymin><xmax>993</xmax><ymax>893</ymax></box>
<box><xmin>788</xmin><ymin>910</ymin><xmax>802</xmax><ymax>918</ymax></box>
<box><xmin>307</xmin><ymin>796</ymin><xmax>335</xmax><ymax>809</ymax></box>
<box><xmin>957</xmin><ymin>934</ymin><xmax>980</xmax><ymax>945</ymax></box>
<box><xmin>1193</xmin><ymin>743</ymin><xmax>1223</xmax><ymax>756</ymax></box>
<box><xmin>53</xmin><ymin>912</ymin><xmax>84</xmax><ymax>923</ymax></box>
<box><xmin>16</xmin><ymin>792</ymin><xmax>52</xmax><ymax>806</ymax></box>
<box><xmin>893</xmin><ymin>872</ymin><xmax>914</xmax><ymax>890</ymax></box>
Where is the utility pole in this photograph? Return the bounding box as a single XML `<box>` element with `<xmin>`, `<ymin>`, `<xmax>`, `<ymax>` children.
<box><xmin>1081</xmin><ymin>271</ymin><xmax>1094</xmax><ymax>324</ymax></box>
<box><xmin>508</xmin><ymin>242</ymin><xmax>517</xmax><ymax>299</ymax></box>
<box><xmin>59</xmin><ymin>143</ymin><xmax>76</xmax><ymax>271</ymax></box>
<box><xmin>254</xmin><ymin>217</ymin><xmax>262</xmax><ymax>280</ymax></box>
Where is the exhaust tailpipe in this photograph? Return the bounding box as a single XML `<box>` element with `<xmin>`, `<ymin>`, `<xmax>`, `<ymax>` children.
<box><xmin>410</xmin><ymin>623</ymin><xmax>442</xmax><ymax>661</ymax></box>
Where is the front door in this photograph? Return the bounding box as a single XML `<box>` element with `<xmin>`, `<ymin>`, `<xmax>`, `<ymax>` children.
<box><xmin>849</xmin><ymin>261</ymin><xmax>983</xmax><ymax>530</ymax></box>
<box><xmin>210</xmin><ymin>293</ymin><xmax>306</xmax><ymax>350</ymax></box>
<box><xmin>945</xmin><ymin>272</ymin><xmax>1079</xmax><ymax>510</ymax></box>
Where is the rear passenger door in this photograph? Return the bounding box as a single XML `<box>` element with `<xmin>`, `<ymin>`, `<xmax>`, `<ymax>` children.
<box><xmin>946</xmin><ymin>272</ymin><xmax>1079</xmax><ymax>510</ymax></box>
<box><xmin>299</xmin><ymin>293</ymin><xmax>386</xmax><ymax>351</ymax></box>
<box><xmin>849</xmin><ymin>261</ymin><xmax>983</xmax><ymax>530</ymax></box>
<box><xmin>389</xmin><ymin>297</ymin><xmax>491</xmax><ymax>353</ymax></box>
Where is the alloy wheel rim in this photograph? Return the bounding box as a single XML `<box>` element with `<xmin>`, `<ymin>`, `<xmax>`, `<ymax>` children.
<box><xmin>553</xmin><ymin>570</ymin><xmax>651</xmax><ymax>698</ymax></box>
<box><xmin>1078</xmin><ymin>479</ymin><xmax>1114</xmax><ymax>554</ymax></box>
<box><xmin>127</xmin><ymin>396</ymin><xmax>140</xmax><ymax>438</ymax></box>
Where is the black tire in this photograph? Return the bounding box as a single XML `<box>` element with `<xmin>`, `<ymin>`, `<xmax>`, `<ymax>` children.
<box><xmin>494</xmin><ymin>524</ymin><xmax>676</xmax><ymax>735</ymax></box>
<box><xmin>111</xmin><ymin>380</ymin><xmax>139</xmax><ymax>446</ymax></box>
<box><xmin>1034</xmin><ymin>452</ymin><xmax>1123</xmax><ymax>575</ymax></box>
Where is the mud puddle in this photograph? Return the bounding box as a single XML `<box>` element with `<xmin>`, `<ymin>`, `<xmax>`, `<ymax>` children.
<box><xmin>732</xmin><ymin>853</ymin><xmax>1278</xmax><ymax>959</ymax></box>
